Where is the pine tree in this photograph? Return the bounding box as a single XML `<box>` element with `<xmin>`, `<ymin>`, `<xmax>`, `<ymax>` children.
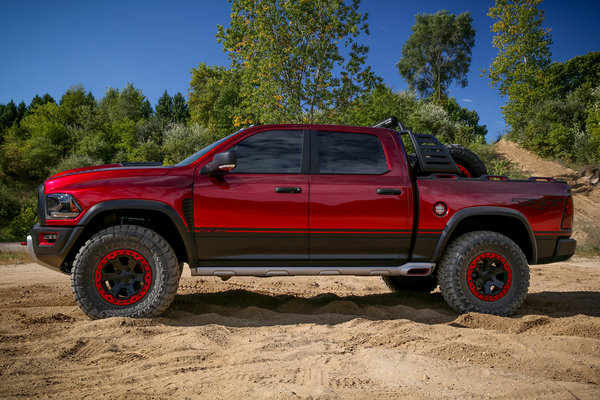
<box><xmin>141</xmin><ymin>99</ymin><xmax>153</xmax><ymax>119</ymax></box>
<box><xmin>155</xmin><ymin>90</ymin><xmax>173</xmax><ymax>121</ymax></box>
<box><xmin>41</xmin><ymin>93</ymin><xmax>56</xmax><ymax>105</ymax></box>
<box><xmin>0</xmin><ymin>100</ymin><xmax>18</xmax><ymax>130</ymax></box>
<box><xmin>171</xmin><ymin>93</ymin><xmax>190</xmax><ymax>123</ymax></box>
<box><xmin>16</xmin><ymin>101</ymin><xmax>27</xmax><ymax>124</ymax></box>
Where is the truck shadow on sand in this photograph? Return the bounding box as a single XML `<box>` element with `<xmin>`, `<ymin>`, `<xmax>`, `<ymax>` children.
<box><xmin>161</xmin><ymin>289</ymin><xmax>600</xmax><ymax>327</ymax></box>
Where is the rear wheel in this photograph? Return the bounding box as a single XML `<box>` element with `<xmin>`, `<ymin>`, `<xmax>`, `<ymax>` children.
<box><xmin>438</xmin><ymin>231</ymin><xmax>529</xmax><ymax>316</ymax></box>
<box><xmin>382</xmin><ymin>275</ymin><xmax>438</xmax><ymax>293</ymax></box>
<box><xmin>71</xmin><ymin>225</ymin><xmax>180</xmax><ymax>319</ymax></box>
<box><xmin>445</xmin><ymin>144</ymin><xmax>487</xmax><ymax>178</ymax></box>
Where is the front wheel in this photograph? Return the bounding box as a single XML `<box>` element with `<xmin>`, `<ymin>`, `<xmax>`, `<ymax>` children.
<box><xmin>71</xmin><ymin>225</ymin><xmax>180</xmax><ymax>319</ymax></box>
<box><xmin>438</xmin><ymin>231</ymin><xmax>529</xmax><ymax>316</ymax></box>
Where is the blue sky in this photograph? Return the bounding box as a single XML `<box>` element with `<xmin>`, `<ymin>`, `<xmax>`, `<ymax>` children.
<box><xmin>1</xmin><ymin>0</ymin><xmax>599</xmax><ymax>141</ymax></box>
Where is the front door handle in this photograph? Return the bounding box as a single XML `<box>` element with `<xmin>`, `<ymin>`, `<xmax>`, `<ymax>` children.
<box><xmin>376</xmin><ymin>188</ymin><xmax>402</xmax><ymax>195</ymax></box>
<box><xmin>275</xmin><ymin>186</ymin><xmax>302</xmax><ymax>194</ymax></box>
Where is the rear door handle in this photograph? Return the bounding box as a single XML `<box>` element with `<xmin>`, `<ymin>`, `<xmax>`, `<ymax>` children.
<box><xmin>275</xmin><ymin>186</ymin><xmax>302</xmax><ymax>194</ymax></box>
<box><xmin>376</xmin><ymin>188</ymin><xmax>402</xmax><ymax>195</ymax></box>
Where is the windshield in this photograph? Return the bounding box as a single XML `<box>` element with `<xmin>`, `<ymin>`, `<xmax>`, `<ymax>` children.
<box><xmin>175</xmin><ymin>133</ymin><xmax>236</xmax><ymax>167</ymax></box>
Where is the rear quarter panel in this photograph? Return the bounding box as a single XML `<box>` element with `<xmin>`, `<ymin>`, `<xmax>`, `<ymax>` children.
<box><xmin>415</xmin><ymin>177</ymin><xmax>572</xmax><ymax>263</ymax></box>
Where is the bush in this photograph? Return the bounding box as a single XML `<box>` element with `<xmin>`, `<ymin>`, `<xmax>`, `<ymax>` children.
<box><xmin>408</xmin><ymin>102</ymin><xmax>460</xmax><ymax>143</ymax></box>
<box><xmin>7</xmin><ymin>205</ymin><xmax>37</xmax><ymax>240</ymax></box>
<box><xmin>577</xmin><ymin>222</ymin><xmax>600</xmax><ymax>257</ymax></box>
<box><xmin>162</xmin><ymin>123</ymin><xmax>217</xmax><ymax>165</ymax></box>
<box><xmin>0</xmin><ymin>180</ymin><xmax>38</xmax><ymax>239</ymax></box>
<box><xmin>510</xmin><ymin>85</ymin><xmax>600</xmax><ymax>165</ymax></box>
<box><xmin>50</xmin><ymin>153</ymin><xmax>103</xmax><ymax>176</ymax></box>
<box><xmin>469</xmin><ymin>141</ymin><xmax>527</xmax><ymax>179</ymax></box>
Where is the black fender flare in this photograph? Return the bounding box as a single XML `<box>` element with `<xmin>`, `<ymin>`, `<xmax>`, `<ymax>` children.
<box><xmin>431</xmin><ymin>206</ymin><xmax>537</xmax><ymax>264</ymax></box>
<box><xmin>78</xmin><ymin>199</ymin><xmax>196</xmax><ymax>267</ymax></box>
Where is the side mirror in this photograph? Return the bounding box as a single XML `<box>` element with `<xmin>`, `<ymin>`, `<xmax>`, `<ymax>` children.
<box><xmin>201</xmin><ymin>151</ymin><xmax>237</xmax><ymax>176</ymax></box>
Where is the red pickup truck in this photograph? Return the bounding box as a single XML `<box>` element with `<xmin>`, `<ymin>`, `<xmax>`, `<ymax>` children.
<box><xmin>27</xmin><ymin>119</ymin><xmax>576</xmax><ymax>319</ymax></box>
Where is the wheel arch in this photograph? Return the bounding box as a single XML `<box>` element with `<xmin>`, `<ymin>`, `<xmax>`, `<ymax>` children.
<box><xmin>432</xmin><ymin>207</ymin><xmax>537</xmax><ymax>264</ymax></box>
<box><xmin>64</xmin><ymin>200</ymin><xmax>196</xmax><ymax>271</ymax></box>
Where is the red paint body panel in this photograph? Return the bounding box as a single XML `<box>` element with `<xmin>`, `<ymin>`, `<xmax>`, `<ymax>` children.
<box><xmin>193</xmin><ymin>173</ymin><xmax>309</xmax><ymax>259</ymax></box>
<box><xmin>308</xmin><ymin>173</ymin><xmax>413</xmax><ymax>260</ymax></box>
<box><xmin>44</xmin><ymin>166</ymin><xmax>194</xmax><ymax>226</ymax></box>
<box><xmin>416</xmin><ymin>178</ymin><xmax>571</xmax><ymax>234</ymax></box>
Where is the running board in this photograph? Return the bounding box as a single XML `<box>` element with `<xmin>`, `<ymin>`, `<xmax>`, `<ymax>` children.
<box><xmin>190</xmin><ymin>263</ymin><xmax>435</xmax><ymax>278</ymax></box>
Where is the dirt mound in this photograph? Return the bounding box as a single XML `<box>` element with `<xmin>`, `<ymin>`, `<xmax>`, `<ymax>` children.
<box><xmin>576</xmin><ymin>166</ymin><xmax>600</xmax><ymax>186</ymax></box>
<box><xmin>1</xmin><ymin>262</ymin><xmax>599</xmax><ymax>399</ymax></box>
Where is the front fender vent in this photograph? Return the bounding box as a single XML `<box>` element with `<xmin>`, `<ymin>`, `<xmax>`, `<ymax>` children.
<box><xmin>182</xmin><ymin>198</ymin><xmax>194</xmax><ymax>229</ymax></box>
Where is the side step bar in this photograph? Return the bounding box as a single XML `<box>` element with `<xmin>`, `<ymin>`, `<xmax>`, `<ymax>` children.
<box><xmin>190</xmin><ymin>263</ymin><xmax>435</xmax><ymax>278</ymax></box>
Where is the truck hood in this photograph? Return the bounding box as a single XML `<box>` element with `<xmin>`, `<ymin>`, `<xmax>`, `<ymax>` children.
<box><xmin>44</xmin><ymin>162</ymin><xmax>175</xmax><ymax>193</ymax></box>
<box><xmin>48</xmin><ymin>162</ymin><xmax>165</xmax><ymax>179</ymax></box>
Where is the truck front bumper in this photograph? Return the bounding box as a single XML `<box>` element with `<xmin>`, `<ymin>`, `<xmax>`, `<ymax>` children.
<box><xmin>27</xmin><ymin>224</ymin><xmax>84</xmax><ymax>274</ymax></box>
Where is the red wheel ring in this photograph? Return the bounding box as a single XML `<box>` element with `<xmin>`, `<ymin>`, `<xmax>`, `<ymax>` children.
<box><xmin>94</xmin><ymin>249</ymin><xmax>152</xmax><ymax>306</ymax></box>
<box><xmin>456</xmin><ymin>164</ymin><xmax>472</xmax><ymax>178</ymax></box>
<box><xmin>467</xmin><ymin>252</ymin><xmax>512</xmax><ymax>302</ymax></box>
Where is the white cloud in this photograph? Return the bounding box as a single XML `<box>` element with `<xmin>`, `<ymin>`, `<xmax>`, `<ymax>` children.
<box><xmin>460</xmin><ymin>98</ymin><xmax>473</xmax><ymax>103</ymax></box>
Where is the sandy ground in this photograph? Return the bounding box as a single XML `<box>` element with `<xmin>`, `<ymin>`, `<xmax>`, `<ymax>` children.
<box><xmin>1</xmin><ymin>260</ymin><xmax>599</xmax><ymax>399</ymax></box>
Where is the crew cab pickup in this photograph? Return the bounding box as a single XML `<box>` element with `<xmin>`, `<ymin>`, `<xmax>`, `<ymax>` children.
<box><xmin>27</xmin><ymin>119</ymin><xmax>576</xmax><ymax>318</ymax></box>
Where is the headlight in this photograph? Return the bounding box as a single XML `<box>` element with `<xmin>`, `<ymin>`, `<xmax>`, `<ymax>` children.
<box><xmin>46</xmin><ymin>193</ymin><xmax>82</xmax><ymax>219</ymax></box>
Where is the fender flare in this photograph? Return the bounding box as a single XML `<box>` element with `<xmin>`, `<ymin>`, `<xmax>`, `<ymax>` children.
<box><xmin>79</xmin><ymin>199</ymin><xmax>196</xmax><ymax>267</ymax></box>
<box><xmin>431</xmin><ymin>206</ymin><xmax>537</xmax><ymax>264</ymax></box>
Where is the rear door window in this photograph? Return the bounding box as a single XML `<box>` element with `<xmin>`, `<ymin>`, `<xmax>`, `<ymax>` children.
<box><xmin>316</xmin><ymin>131</ymin><xmax>388</xmax><ymax>174</ymax></box>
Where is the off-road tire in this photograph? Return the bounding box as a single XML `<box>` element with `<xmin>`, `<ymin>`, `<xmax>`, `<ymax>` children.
<box><xmin>445</xmin><ymin>144</ymin><xmax>487</xmax><ymax>178</ymax></box>
<box><xmin>382</xmin><ymin>276</ymin><xmax>438</xmax><ymax>293</ymax></box>
<box><xmin>71</xmin><ymin>225</ymin><xmax>180</xmax><ymax>319</ymax></box>
<box><xmin>438</xmin><ymin>231</ymin><xmax>529</xmax><ymax>316</ymax></box>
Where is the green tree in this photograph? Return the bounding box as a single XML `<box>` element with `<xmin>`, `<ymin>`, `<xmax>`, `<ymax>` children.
<box><xmin>520</xmin><ymin>96</ymin><xmax>587</xmax><ymax>160</ymax></box>
<box><xmin>188</xmin><ymin>62</ymin><xmax>242</xmax><ymax>134</ymax></box>
<box><xmin>585</xmin><ymin>86</ymin><xmax>600</xmax><ymax>161</ymax></box>
<box><xmin>155</xmin><ymin>90</ymin><xmax>173</xmax><ymax>121</ymax></box>
<box><xmin>41</xmin><ymin>94</ymin><xmax>55</xmax><ymax>105</ymax></box>
<box><xmin>59</xmin><ymin>85</ymin><xmax>96</xmax><ymax>126</ymax></box>
<box><xmin>16</xmin><ymin>101</ymin><xmax>27</xmax><ymax>124</ymax></box>
<box><xmin>60</xmin><ymin>85</ymin><xmax>95</xmax><ymax>109</ymax></box>
<box><xmin>28</xmin><ymin>93</ymin><xmax>56</xmax><ymax>111</ymax></box>
<box><xmin>172</xmin><ymin>92</ymin><xmax>190</xmax><ymax>123</ymax></box>
<box><xmin>0</xmin><ymin>101</ymin><xmax>19</xmax><ymax>131</ymax></box>
<box><xmin>141</xmin><ymin>99</ymin><xmax>153</xmax><ymax>119</ymax></box>
<box><xmin>117</xmin><ymin>83</ymin><xmax>146</xmax><ymax>121</ymax></box>
<box><xmin>483</xmin><ymin>0</ymin><xmax>552</xmax><ymax>130</ymax></box>
<box><xmin>397</xmin><ymin>10</ymin><xmax>475</xmax><ymax>105</ymax></box>
<box><xmin>341</xmin><ymin>85</ymin><xmax>418</xmax><ymax>127</ymax></box>
<box><xmin>98</xmin><ymin>84</ymin><xmax>147</xmax><ymax>122</ymax></box>
<box><xmin>216</xmin><ymin>0</ymin><xmax>379</xmax><ymax>124</ymax></box>
<box><xmin>162</xmin><ymin>123</ymin><xmax>216</xmax><ymax>165</ymax></box>
<box><xmin>98</xmin><ymin>87</ymin><xmax>120</xmax><ymax>121</ymax></box>
<box><xmin>29</xmin><ymin>95</ymin><xmax>43</xmax><ymax>110</ymax></box>
<box><xmin>546</xmin><ymin>52</ymin><xmax>600</xmax><ymax>100</ymax></box>
<box><xmin>444</xmin><ymin>98</ymin><xmax>488</xmax><ymax>138</ymax></box>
